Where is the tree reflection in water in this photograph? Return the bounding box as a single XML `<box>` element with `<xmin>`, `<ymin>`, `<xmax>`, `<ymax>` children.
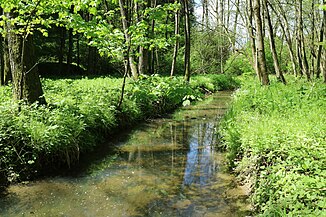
<box><xmin>183</xmin><ymin>122</ymin><xmax>217</xmax><ymax>187</ymax></box>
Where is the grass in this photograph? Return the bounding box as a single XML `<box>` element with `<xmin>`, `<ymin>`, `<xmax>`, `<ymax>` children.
<box><xmin>220</xmin><ymin>75</ymin><xmax>326</xmax><ymax>216</ymax></box>
<box><xmin>0</xmin><ymin>74</ymin><xmax>239</xmax><ymax>188</ymax></box>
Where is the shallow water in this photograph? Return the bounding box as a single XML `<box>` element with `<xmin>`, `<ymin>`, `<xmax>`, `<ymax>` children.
<box><xmin>0</xmin><ymin>91</ymin><xmax>250</xmax><ymax>217</ymax></box>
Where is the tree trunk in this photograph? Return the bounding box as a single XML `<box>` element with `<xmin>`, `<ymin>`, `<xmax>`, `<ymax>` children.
<box><xmin>183</xmin><ymin>0</ymin><xmax>191</xmax><ymax>82</ymax></box>
<box><xmin>232</xmin><ymin>0</ymin><xmax>240</xmax><ymax>51</ymax></box>
<box><xmin>119</xmin><ymin>0</ymin><xmax>139</xmax><ymax>79</ymax></box>
<box><xmin>297</xmin><ymin>0</ymin><xmax>310</xmax><ymax>80</ymax></box>
<box><xmin>316</xmin><ymin>0</ymin><xmax>325</xmax><ymax>78</ymax></box>
<box><xmin>138</xmin><ymin>46</ymin><xmax>148</xmax><ymax>74</ymax></box>
<box><xmin>149</xmin><ymin>0</ymin><xmax>157</xmax><ymax>75</ymax></box>
<box><xmin>137</xmin><ymin>0</ymin><xmax>148</xmax><ymax>75</ymax></box>
<box><xmin>253</xmin><ymin>0</ymin><xmax>269</xmax><ymax>85</ymax></box>
<box><xmin>67</xmin><ymin>28</ymin><xmax>73</xmax><ymax>74</ymax></box>
<box><xmin>310</xmin><ymin>0</ymin><xmax>316</xmax><ymax>77</ymax></box>
<box><xmin>58</xmin><ymin>27</ymin><xmax>66</xmax><ymax>74</ymax></box>
<box><xmin>87</xmin><ymin>46</ymin><xmax>97</xmax><ymax>74</ymax></box>
<box><xmin>171</xmin><ymin>8</ymin><xmax>180</xmax><ymax>77</ymax></box>
<box><xmin>273</xmin><ymin>0</ymin><xmax>298</xmax><ymax>76</ymax></box>
<box><xmin>6</xmin><ymin>12</ymin><xmax>45</xmax><ymax>104</ymax></box>
<box><xmin>204</xmin><ymin>0</ymin><xmax>209</xmax><ymax>28</ymax></box>
<box><xmin>323</xmin><ymin>50</ymin><xmax>326</xmax><ymax>83</ymax></box>
<box><xmin>77</xmin><ymin>34</ymin><xmax>80</xmax><ymax>67</ymax></box>
<box><xmin>264</xmin><ymin>0</ymin><xmax>286</xmax><ymax>84</ymax></box>
<box><xmin>0</xmin><ymin>33</ymin><xmax>4</xmax><ymax>85</ymax></box>
<box><xmin>296</xmin><ymin>32</ymin><xmax>303</xmax><ymax>77</ymax></box>
<box><xmin>3</xmin><ymin>35</ymin><xmax>11</xmax><ymax>84</ymax></box>
<box><xmin>66</xmin><ymin>6</ymin><xmax>75</xmax><ymax>74</ymax></box>
<box><xmin>0</xmin><ymin>7</ymin><xmax>7</xmax><ymax>86</ymax></box>
<box><xmin>247</xmin><ymin>0</ymin><xmax>261</xmax><ymax>81</ymax></box>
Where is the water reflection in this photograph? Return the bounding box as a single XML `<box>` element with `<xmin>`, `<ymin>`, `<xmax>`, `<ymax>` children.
<box><xmin>0</xmin><ymin>92</ymin><xmax>250</xmax><ymax>217</ymax></box>
<box><xmin>183</xmin><ymin>122</ymin><xmax>217</xmax><ymax>187</ymax></box>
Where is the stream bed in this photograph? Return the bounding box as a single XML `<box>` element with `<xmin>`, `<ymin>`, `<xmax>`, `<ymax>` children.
<box><xmin>0</xmin><ymin>91</ymin><xmax>250</xmax><ymax>217</ymax></box>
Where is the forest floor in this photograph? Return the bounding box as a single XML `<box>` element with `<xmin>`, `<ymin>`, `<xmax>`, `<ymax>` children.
<box><xmin>220</xmin><ymin>75</ymin><xmax>326</xmax><ymax>216</ymax></box>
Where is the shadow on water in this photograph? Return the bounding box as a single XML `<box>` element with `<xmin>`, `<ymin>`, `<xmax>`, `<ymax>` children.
<box><xmin>0</xmin><ymin>91</ymin><xmax>251</xmax><ymax>217</ymax></box>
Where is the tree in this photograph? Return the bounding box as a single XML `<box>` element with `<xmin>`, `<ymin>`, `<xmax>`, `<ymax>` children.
<box><xmin>264</xmin><ymin>0</ymin><xmax>286</xmax><ymax>84</ymax></box>
<box><xmin>253</xmin><ymin>0</ymin><xmax>269</xmax><ymax>85</ymax></box>
<box><xmin>4</xmin><ymin>10</ymin><xmax>46</xmax><ymax>104</ymax></box>
<box><xmin>272</xmin><ymin>0</ymin><xmax>298</xmax><ymax>76</ymax></box>
<box><xmin>119</xmin><ymin>0</ymin><xmax>139</xmax><ymax>79</ymax></box>
<box><xmin>170</xmin><ymin>5</ymin><xmax>180</xmax><ymax>77</ymax></box>
<box><xmin>183</xmin><ymin>0</ymin><xmax>191</xmax><ymax>82</ymax></box>
<box><xmin>316</xmin><ymin>0</ymin><xmax>326</xmax><ymax>79</ymax></box>
<box><xmin>296</xmin><ymin>0</ymin><xmax>310</xmax><ymax>80</ymax></box>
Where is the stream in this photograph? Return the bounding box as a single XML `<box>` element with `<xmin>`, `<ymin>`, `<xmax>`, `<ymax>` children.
<box><xmin>0</xmin><ymin>91</ymin><xmax>250</xmax><ymax>217</ymax></box>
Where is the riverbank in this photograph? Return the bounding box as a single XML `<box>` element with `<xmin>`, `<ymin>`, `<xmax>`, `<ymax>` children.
<box><xmin>0</xmin><ymin>74</ymin><xmax>239</xmax><ymax>189</ymax></box>
<box><xmin>0</xmin><ymin>91</ymin><xmax>251</xmax><ymax>217</ymax></box>
<box><xmin>220</xmin><ymin>75</ymin><xmax>325</xmax><ymax>216</ymax></box>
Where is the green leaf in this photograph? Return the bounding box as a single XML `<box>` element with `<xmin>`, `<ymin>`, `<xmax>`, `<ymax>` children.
<box><xmin>182</xmin><ymin>100</ymin><xmax>191</xmax><ymax>107</ymax></box>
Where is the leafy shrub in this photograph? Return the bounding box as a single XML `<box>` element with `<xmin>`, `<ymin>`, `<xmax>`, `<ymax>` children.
<box><xmin>225</xmin><ymin>38</ymin><xmax>290</xmax><ymax>76</ymax></box>
<box><xmin>191</xmin><ymin>30</ymin><xmax>231</xmax><ymax>74</ymax></box>
<box><xmin>224</xmin><ymin>53</ymin><xmax>253</xmax><ymax>76</ymax></box>
<box><xmin>220</xmin><ymin>76</ymin><xmax>326</xmax><ymax>216</ymax></box>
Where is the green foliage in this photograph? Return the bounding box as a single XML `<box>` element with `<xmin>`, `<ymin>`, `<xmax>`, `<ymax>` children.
<box><xmin>224</xmin><ymin>53</ymin><xmax>253</xmax><ymax>76</ymax></box>
<box><xmin>0</xmin><ymin>74</ymin><xmax>238</xmax><ymax>186</ymax></box>
<box><xmin>190</xmin><ymin>74</ymin><xmax>240</xmax><ymax>92</ymax></box>
<box><xmin>191</xmin><ymin>30</ymin><xmax>231</xmax><ymax>74</ymax></box>
<box><xmin>225</xmin><ymin>38</ymin><xmax>290</xmax><ymax>76</ymax></box>
<box><xmin>220</xmin><ymin>75</ymin><xmax>326</xmax><ymax>216</ymax></box>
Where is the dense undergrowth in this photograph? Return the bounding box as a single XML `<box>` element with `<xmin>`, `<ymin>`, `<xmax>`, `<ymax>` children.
<box><xmin>220</xmin><ymin>75</ymin><xmax>326</xmax><ymax>216</ymax></box>
<box><xmin>0</xmin><ymin>74</ymin><xmax>239</xmax><ymax>188</ymax></box>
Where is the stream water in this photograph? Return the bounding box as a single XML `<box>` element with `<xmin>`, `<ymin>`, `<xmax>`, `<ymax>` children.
<box><xmin>0</xmin><ymin>91</ymin><xmax>250</xmax><ymax>217</ymax></box>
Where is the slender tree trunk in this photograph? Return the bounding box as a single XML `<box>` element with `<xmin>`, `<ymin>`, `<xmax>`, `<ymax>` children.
<box><xmin>316</xmin><ymin>0</ymin><xmax>325</xmax><ymax>78</ymax></box>
<box><xmin>155</xmin><ymin>48</ymin><xmax>160</xmax><ymax>73</ymax></box>
<box><xmin>138</xmin><ymin>46</ymin><xmax>148</xmax><ymax>74</ymax></box>
<box><xmin>232</xmin><ymin>0</ymin><xmax>240</xmax><ymax>51</ymax></box>
<box><xmin>0</xmin><ymin>7</ymin><xmax>8</xmax><ymax>86</ymax></box>
<box><xmin>58</xmin><ymin>27</ymin><xmax>65</xmax><ymax>74</ymax></box>
<box><xmin>296</xmin><ymin>30</ymin><xmax>303</xmax><ymax>76</ymax></box>
<box><xmin>77</xmin><ymin>34</ymin><xmax>80</xmax><ymax>68</ymax></box>
<box><xmin>216</xmin><ymin>0</ymin><xmax>219</xmax><ymax>25</ymax></box>
<box><xmin>264</xmin><ymin>0</ymin><xmax>286</xmax><ymax>84</ymax></box>
<box><xmin>183</xmin><ymin>0</ymin><xmax>191</xmax><ymax>82</ymax></box>
<box><xmin>87</xmin><ymin>46</ymin><xmax>97</xmax><ymax>74</ymax></box>
<box><xmin>67</xmin><ymin>29</ymin><xmax>73</xmax><ymax>71</ymax></box>
<box><xmin>323</xmin><ymin>50</ymin><xmax>326</xmax><ymax>83</ymax></box>
<box><xmin>220</xmin><ymin>0</ymin><xmax>224</xmax><ymax>27</ymax></box>
<box><xmin>118</xmin><ymin>53</ymin><xmax>130</xmax><ymax>110</ymax></box>
<box><xmin>149</xmin><ymin>0</ymin><xmax>157</xmax><ymax>74</ymax></box>
<box><xmin>119</xmin><ymin>0</ymin><xmax>139</xmax><ymax>79</ymax></box>
<box><xmin>253</xmin><ymin>0</ymin><xmax>269</xmax><ymax>85</ymax></box>
<box><xmin>3</xmin><ymin>35</ymin><xmax>11</xmax><ymax>84</ymax></box>
<box><xmin>0</xmin><ymin>31</ymin><xmax>4</xmax><ymax>85</ymax></box>
<box><xmin>6</xmin><ymin>12</ymin><xmax>45</xmax><ymax>104</ymax></box>
<box><xmin>226</xmin><ymin>0</ymin><xmax>231</xmax><ymax>28</ymax></box>
<box><xmin>202</xmin><ymin>0</ymin><xmax>206</xmax><ymax>30</ymax></box>
<box><xmin>67</xmin><ymin>6</ymin><xmax>74</xmax><ymax>74</ymax></box>
<box><xmin>136</xmin><ymin>1</ymin><xmax>147</xmax><ymax>75</ymax></box>
<box><xmin>272</xmin><ymin>1</ymin><xmax>298</xmax><ymax>76</ymax></box>
<box><xmin>297</xmin><ymin>0</ymin><xmax>310</xmax><ymax>80</ymax></box>
<box><xmin>247</xmin><ymin>0</ymin><xmax>261</xmax><ymax>81</ymax></box>
<box><xmin>205</xmin><ymin>0</ymin><xmax>209</xmax><ymax>28</ymax></box>
<box><xmin>310</xmin><ymin>0</ymin><xmax>316</xmax><ymax>77</ymax></box>
<box><xmin>171</xmin><ymin>8</ymin><xmax>180</xmax><ymax>77</ymax></box>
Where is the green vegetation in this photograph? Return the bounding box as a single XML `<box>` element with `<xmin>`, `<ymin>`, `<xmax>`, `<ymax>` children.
<box><xmin>0</xmin><ymin>74</ymin><xmax>239</xmax><ymax>187</ymax></box>
<box><xmin>220</xmin><ymin>75</ymin><xmax>326</xmax><ymax>216</ymax></box>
